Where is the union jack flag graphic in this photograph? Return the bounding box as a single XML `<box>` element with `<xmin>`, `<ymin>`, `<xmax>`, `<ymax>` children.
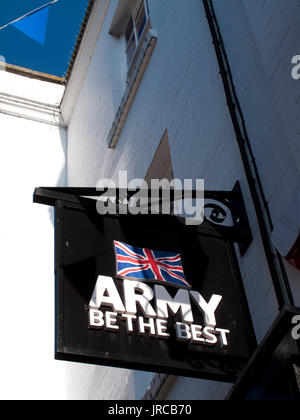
<box><xmin>114</xmin><ymin>240</ymin><xmax>191</xmax><ymax>289</ymax></box>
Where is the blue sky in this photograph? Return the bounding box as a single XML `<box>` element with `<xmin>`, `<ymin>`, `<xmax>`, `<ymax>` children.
<box><xmin>0</xmin><ymin>0</ymin><xmax>89</xmax><ymax>77</ymax></box>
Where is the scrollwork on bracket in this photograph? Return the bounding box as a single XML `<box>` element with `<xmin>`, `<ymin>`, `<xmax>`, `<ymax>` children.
<box><xmin>204</xmin><ymin>201</ymin><xmax>233</xmax><ymax>227</ymax></box>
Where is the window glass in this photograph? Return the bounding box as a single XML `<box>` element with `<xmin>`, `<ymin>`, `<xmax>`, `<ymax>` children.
<box><xmin>125</xmin><ymin>1</ymin><xmax>149</xmax><ymax>69</ymax></box>
<box><xmin>135</xmin><ymin>4</ymin><xmax>147</xmax><ymax>41</ymax></box>
<box><xmin>126</xmin><ymin>36</ymin><xmax>136</xmax><ymax>67</ymax></box>
<box><xmin>125</xmin><ymin>18</ymin><xmax>134</xmax><ymax>44</ymax></box>
<box><xmin>125</xmin><ymin>18</ymin><xmax>136</xmax><ymax>67</ymax></box>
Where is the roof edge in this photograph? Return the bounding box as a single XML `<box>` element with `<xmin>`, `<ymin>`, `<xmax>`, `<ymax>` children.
<box><xmin>0</xmin><ymin>62</ymin><xmax>65</xmax><ymax>85</ymax></box>
<box><xmin>65</xmin><ymin>0</ymin><xmax>97</xmax><ymax>82</ymax></box>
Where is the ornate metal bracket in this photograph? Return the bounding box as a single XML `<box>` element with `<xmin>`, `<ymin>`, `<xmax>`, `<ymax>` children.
<box><xmin>33</xmin><ymin>181</ymin><xmax>252</xmax><ymax>255</ymax></box>
<box><xmin>203</xmin><ymin>182</ymin><xmax>253</xmax><ymax>255</ymax></box>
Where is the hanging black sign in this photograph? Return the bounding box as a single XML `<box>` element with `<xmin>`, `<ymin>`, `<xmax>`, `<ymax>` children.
<box><xmin>52</xmin><ymin>198</ymin><xmax>255</xmax><ymax>383</ymax></box>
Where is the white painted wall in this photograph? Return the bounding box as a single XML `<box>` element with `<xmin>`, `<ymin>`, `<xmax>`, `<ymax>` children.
<box><xmin>213</xmin><ymin>0</ymin><xmax>300</xmax><ymax>305</ymax></box>
<box><xmin>65</xmin><ymin>364</ymin><xmax>152</xmax><ymax>400</ymax></box>
<box><xmin>62</xmin><ymin>0</ymin><xmax>300</xmax><ymax>400</ymax></box>
<box><xmin>0</xmin><ymin>69</ymin><xmax>67</xmax><ymax>400</ymax></box>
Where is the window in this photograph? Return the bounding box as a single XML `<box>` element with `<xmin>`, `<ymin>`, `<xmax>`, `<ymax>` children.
<box><xmin>107</xmin><ymin>0</ymin><xmax>157</xmax><ymax>148</ymax></box>
<box><xmin>124</xmin><ymin>0</ymin><xmax>150</xmax><ymax>69</ymax></box>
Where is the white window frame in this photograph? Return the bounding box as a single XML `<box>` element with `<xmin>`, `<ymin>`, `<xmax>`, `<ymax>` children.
<box><xmin>124</xmin><ymin>0</ymin><xmax>150</xmax><ymax>72</ymax></box>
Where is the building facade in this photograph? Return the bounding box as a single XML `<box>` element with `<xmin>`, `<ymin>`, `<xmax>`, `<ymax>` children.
<box><xmin>59</xmin><ymin>0</ymin><xmax>300</xmax><ymax>400</ymax></box>
<box><xmin>1</xmin><ymin>0</ymin><xmax>299</xmax><ymax>400</ymax></box>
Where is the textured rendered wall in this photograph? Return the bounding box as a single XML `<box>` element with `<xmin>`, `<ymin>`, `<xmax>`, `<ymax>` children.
<box><xmin>213</xmin><ymin>0</ymin><xmax>300</xmax><ymax>306</ymax></box>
